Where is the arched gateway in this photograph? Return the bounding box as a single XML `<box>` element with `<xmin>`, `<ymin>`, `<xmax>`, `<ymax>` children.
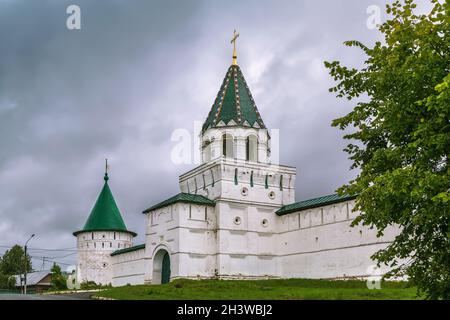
<box><xmin>152</xmin><ymin>249</ymin><xmax>171</xmax><ymax>284</ymax></box>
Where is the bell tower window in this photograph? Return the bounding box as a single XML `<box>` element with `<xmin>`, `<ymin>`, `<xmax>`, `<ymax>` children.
<box><xmin>246</xmin><ymin>135</ymin><xmax>258</xmax><ymax>162</ymax></box>
<box><xmin>222</xmin><ymin>133</ymin><xmax>234</xmax><ymax>158</ymax></box>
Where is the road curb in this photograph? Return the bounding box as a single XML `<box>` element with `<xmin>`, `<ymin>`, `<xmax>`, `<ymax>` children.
<box><xmin>42</xmin><ymin>289</ymin><xmax>104</xmax><ymax>295</ymax></box>
<box><xmin>91</xmin><ymin>295</ymin><xmax>116</xmax><ymax>300</ymax></box>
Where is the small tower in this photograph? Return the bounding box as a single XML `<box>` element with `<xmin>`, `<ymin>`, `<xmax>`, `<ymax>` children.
<box><xmin>200</xmin><ymin>31</ymin><xmax>270</xmax><ymax>164</ymax></box>
<box><xmin>180</xmin><ymin>31</ymin><xmax>296</xmax><ymax>207</ymax></box>
<box><xmin>73</xmin><ymin>162</ymin><xmax>137</xmax><ymax>286</ymax></box>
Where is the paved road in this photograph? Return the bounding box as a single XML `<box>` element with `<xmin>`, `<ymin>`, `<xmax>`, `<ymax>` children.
<box><xmin>0</xmin><ymin>292</ymin><xmax>93</xmax><ymax>300</ymax></box>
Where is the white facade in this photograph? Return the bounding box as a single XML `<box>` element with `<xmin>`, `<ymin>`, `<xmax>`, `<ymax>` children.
<box><xmin>129</xmin><ymin>124</ymin><xmax>398</xmax><ymax>285</ymax></box>
<box><xmin>75</xmin><ymin>231</ymin><xmax>134</xmax><ymax>285</ymax></box>
<box><xmin>77</xmin><ymin>62</ymin><xmax>399</xmax><ymax>287</ymax></box>
<box><xmin>111</xmin><ymin>247</ymin><xmax>146</xmax><ymax>286</ymax></box>
<box><xmin>137</xmin><ymin>157</ymin><xmax>399</xmax><ymax>284</ymax></box>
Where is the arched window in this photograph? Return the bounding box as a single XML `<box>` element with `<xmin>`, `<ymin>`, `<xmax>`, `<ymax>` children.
<box><xmin>222</xmin><ymin>133</ymin><xmax>234</xmax><ymax>158</ymax></box>
<box><xmin>246</xmin><ymin>135</ymin><xmax>258</xmax><ymax>162</ymax></box>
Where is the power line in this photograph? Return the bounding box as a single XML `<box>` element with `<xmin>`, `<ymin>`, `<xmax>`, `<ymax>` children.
<box><xmin>0</xmin><ymin>245</ymin><xmax>77</xmax><ymax>252</ymax></box>
<box><xmin>29</xmin><ymin>253</ymin><xmax>76</xmax><ymax>260</ymax></box>
<box><xmin>27</xmin><ymin>247</ymin><xmax>77</xmax><ymax>252</ymax></box>
<box><xmin>0</xmin><ymin>246</ymin><xmax>77</xmax><ymax>269</ymax></box>
<box><xmin>30</xmin><ymin>256</ymin><xmax>73</xmax><ymax>266</ymax></box>
<box><xmin>28</xmin><ymin>248</ymin><xmax>77</xmax><ymax>253</ymax></box>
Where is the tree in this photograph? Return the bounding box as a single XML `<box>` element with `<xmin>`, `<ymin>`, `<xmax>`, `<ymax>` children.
<box><xmin>50</xmin><ymin>263</ymin><xmax>67</xmax><ymax>290</ymax></box>
<box><xmin>0</xmin><ymin>273</ymin><xmax>16</xmax><ymax>289</ymax></box>
<box><xmin>325</xmin><ymin>0</ymin><xmax>449</xmax><ymax>299</ymax></box>
<box><xmin>0</xmin><ymin>245</ymin><xmax>32</xmax><ymax>276</ymax></box>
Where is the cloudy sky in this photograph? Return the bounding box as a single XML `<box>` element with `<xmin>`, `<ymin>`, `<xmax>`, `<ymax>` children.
<box><xmin>0</xmin><ymin>0</ymin><xmax>432</xmax><ymax>269</ymax></box>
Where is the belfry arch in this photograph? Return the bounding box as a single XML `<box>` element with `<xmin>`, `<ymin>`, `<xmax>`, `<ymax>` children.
<box><xmin>246</xmin><ymin>134</ymin><xmax>258</xmax><ymax>162</ymax></box>
<box><xmin>222</xmin><ymin>133</ymin><xmax>235</xmax><ymax>159</ymax></box>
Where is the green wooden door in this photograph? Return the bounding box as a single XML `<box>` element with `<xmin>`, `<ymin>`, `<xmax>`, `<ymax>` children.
<box><xmin>161</xmin><ymin>252</ymin><xmax>171</xmax><ymax>284</ymax></box>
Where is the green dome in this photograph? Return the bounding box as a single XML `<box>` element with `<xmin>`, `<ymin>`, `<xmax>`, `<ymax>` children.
<box><xmin>202</xmin><ymin>64</ymin><xmax>266</xmax><ymax>133</ymax></box>
<box><xmin>73</xmin><ymin>173</ymin><xmax>136</xmax><ymax>237</ymax></box>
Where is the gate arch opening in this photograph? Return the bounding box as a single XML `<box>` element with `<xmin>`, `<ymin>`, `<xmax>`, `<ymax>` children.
<box><xmin>152</xmin><ymin>249</ymin><xmax>171</xmax><ymax>284</ymax></box>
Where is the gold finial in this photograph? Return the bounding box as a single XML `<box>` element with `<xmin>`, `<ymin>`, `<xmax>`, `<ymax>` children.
<box><xmin>231</xmin><ymin>30</ymin><xmax>240</xmax><ymax>65</ymax></box>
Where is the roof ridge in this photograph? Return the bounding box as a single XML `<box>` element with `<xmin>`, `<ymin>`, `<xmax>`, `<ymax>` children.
<box><xmin>111</xmin><ymin>243</ymin><xmax>146</xmax><ymax>256</ymax></box>
<box><xmin>142</xmin><ymin>192</ymin><xmax>215</xmax><ymax>213</ymax></box>
<box><xmin>297</xmin><ymin>193</ymin><xmax>346</xmax><ymax>203</ymax></box>
<box><xmin>276</xmin><ymin>193</ymin><xmax>357</xmax><ymax>216</ymax></box>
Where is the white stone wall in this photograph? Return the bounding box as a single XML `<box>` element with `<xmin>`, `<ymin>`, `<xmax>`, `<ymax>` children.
<box><xmin>176</xmin><ymin>157</ymin><xmax>296</xmax><ymax>280</ymax></box>
<box><xmin>179</xmin><ymin>158</ymin><xmax>297</xmax><ymax>206</ymax></box>
<box><xmin>129</xmin><ymin>198</ymin><xmax>398</xmax><ymax>285</ymax></box>
<box><xmin>214</xmin><ymin>201</ymin><xmax>280</xmax><ymax>279</ymax></box>
<box><xmin>143</xmin><ymin>202</ymin><xmax>219</xmax><ymax>283</ymax></box>
<box><xmin>275</xmin><ymin>200</ymin><xmax>400</xmax><ymax>279</ymax></box>
<box><xmin>111</xmin><ymin>248</ymin><xmax>146</xmax><ymax>286</ymax></box>
<box><xmin>143</xmin><ymin>203</ymin><xmax>180</xmax><ymax>284</ymax></box>
<box><xmin>141</xmin><ymin>196</ymin><xmax>399</xmax><ymax>282</ymax></box>
<box><xmin>108</xmin><ymin>160</ymin><xmax>399</xmax><ymax>285</ymax></box>
<box><xmin>76</xmin><ymin>231</ymin><xmax>134</xmax><ymax>285</ymax></box>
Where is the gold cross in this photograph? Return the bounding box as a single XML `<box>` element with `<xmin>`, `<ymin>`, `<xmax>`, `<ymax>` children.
<box><xmin>231</xmin><ymin>30</ymin><xmax>239</xmax><ymax>65</ymax></box>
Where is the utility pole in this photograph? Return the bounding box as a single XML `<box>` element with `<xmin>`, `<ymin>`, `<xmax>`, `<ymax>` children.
<box><xmin>41</xmin><ymin>257</ymin><xmax>46</xmax><ymax>271</ymax></box>
<box><xmin>23</xmin><ymin>234</ymin><xmax>35</xmax><ymax>295</ymax></box>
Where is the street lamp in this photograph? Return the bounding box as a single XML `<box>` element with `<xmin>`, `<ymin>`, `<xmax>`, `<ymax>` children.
<box><xmin>23</xmin><ymin>234</ymin><xmax>35</xmax><ymax>295</ymax></box>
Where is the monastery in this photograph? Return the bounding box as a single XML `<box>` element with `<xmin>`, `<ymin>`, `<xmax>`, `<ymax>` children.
<box><xmin>73</xmin><ymin>34</ymin><xmax>398</xmax><ymax>286</ymax></box>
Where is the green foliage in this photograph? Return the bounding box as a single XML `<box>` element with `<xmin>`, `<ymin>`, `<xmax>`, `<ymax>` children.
<box><xmin>97</xmin><ymin>279</ymin><xmax>419</xmax><ymax>300</ymax></box>
<box><xmin>325</xmin><ymin>0</ymin><xmax>449</xmax><ymax>299</ymax></box>
<box><xmin>0</xmin><ymin>245</ymin><xmax>32</xmax><ymax>276</ymax></box>
<box><xmin>50</xmin><ymin>263</ymin><xmax>67</xmax><ymax>290</ymax></box>
<box><xmin>0</xmin><ymin>273</ymin><xmax>16</xmax><ymax>289</ymax></box>
<box><xmin>80</xmin><ymin>281</ymin><xmax>111</xmax><ymax>290</ymax></box>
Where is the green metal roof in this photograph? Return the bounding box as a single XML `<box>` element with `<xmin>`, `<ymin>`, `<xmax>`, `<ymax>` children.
<box><xmin>142</xmin><ymin>193</ymin><xmax>215</xmax><ymax>213</ymax></box>
<box><xmin>111</xmin><ymin>244</ymin><xmax>145</xmax><ymax>257</ymax></box>
<box><xmin>73</xmin><ymin>173</ymin><xmax>136</xmax><ymax>236</ymax></box>
<box><xmin>276</xmin><ymin>194</ymin><xmax>357</xmax><ymax>216</ymax></box>
<box><xmin>202</xmin><ymin>64</ymin><xmax>266</xmax><ymax>133</ymax></box>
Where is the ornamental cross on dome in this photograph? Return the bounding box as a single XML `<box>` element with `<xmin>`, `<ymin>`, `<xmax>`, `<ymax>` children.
<box><xmin>201</xmin><ymin>31</ymin><xmax>267</xmax><ymax>133</ymax></box>
<box><xmin>231</xmin><ymin>30</ymin><xmax>239</xmax><ymax>65</ymax></box>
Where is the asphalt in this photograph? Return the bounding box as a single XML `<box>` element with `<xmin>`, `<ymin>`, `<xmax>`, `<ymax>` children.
<box><xmin>0</xmin><ymin>292</ymin><xmax>93</xmax><ymax>300</ymax></box>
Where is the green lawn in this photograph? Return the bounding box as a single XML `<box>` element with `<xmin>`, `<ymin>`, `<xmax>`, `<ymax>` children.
<box><xmin>96</xmin><ymin>278</ymin><xmax>420</xmax><ymax>300</ymax></box>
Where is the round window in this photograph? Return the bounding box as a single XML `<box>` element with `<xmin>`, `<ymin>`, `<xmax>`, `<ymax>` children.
<box><xmin>262</xmin><ymin>219</ymin><xmax>269</xmax><ymax>227</ymax></box>
<box><xmin>241</xmin><ymin>187</ymin><xmax>249</xmax><ymax>196</ymax></box>
<box><xmin>268</xmin><ymin>191</ymin><xmax>276</xmax><ymax>199</ymax></box>
<box><xmin>234</xmin><ymin>216</ymin><xmax>242</xmax><ymax>225</ymax></box>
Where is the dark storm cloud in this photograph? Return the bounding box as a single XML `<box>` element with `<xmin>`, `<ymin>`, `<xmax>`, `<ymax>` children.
<box><xmin>0</xmin><ymin>0</ymin><xmax>433</xmax><ymax>268</ymax></box>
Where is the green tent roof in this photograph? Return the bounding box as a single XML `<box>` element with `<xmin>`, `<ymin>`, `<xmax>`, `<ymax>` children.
<box><xmin>202</xmin><ymin>64</ymin><xmax>266</xmax><ymax>133</ymax></box>
<box><xmin>73</xmin><ymin>173</ymin><xmax>136</xmax><ymax>236</ymax></box>
<box><xmin>276</xmin><ymin>194</ymin><xmax>357</xmax><ymax>216</ymax></box>
<box><xmin>142</xmin><ymin>193</ymin><xmax>215</xmax><ymax>213</ymax></box>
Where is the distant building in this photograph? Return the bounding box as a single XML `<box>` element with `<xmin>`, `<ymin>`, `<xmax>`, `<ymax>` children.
<box><xmin>15</xmin><ymin>270</ymin><xmax>52</xmax><ymax>293</ymax></box>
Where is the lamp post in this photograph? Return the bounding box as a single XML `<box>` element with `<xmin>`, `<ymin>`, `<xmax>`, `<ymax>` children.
<box><xmin>23</xmin><ymin>234</ymin><xmax>35</xmax><ymax>295</ymax></box>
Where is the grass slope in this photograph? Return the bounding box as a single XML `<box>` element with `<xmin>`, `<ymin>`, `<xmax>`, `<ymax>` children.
<box><xmin>97</xmin><ymin>278</ymin><xmax>420</xmax><ymax>300</ymax></box>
